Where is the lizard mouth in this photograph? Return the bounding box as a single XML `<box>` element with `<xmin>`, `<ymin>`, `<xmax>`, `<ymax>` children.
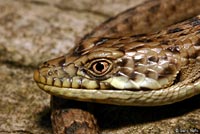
<box><xmin>33</xmin><ymin>69</ymin><xmax>108</xmax><ymax>89</ymax></box>
<box><xmin>34</xmin><ymin>69</ymin><xmax>73</xmax><ymax>88</ymax></box>
<box><xmin>33</xmin><ymin>71</ymin><xmax>144</xmax><ymax>106</ymax></box>
<box><xmin>33</xmin><ymin>69</ymin><xmax>200</xmax><ymax>107</ymax></box>
<box><xmin>33</xmin><ymin>68</ymin><xmax>139</xmax><ymax>106</ymax></box>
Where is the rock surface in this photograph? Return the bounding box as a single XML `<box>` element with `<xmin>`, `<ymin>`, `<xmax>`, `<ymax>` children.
<box><xmin>0</xmin><ymin>0</ymin><xmax>199</xmax><ymax>134</ymax></box>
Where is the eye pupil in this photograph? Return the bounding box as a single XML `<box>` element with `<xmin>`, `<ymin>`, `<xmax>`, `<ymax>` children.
<box><xmin>92</xmin><ymin>61</ymin><xmax>110</xmax><ymax>74</ymax></box>
<box><xmin>96</xmin><ymin>62</ymin><xmax>104</xmax><ymax>72</ymax></box>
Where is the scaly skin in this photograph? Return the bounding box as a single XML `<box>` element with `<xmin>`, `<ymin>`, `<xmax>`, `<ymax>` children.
<box><xmin>33</xmin><ymin>0</ymin><xmax>200</xmax><ymax>133</ymax></box>
<box><xmin>34</xmin><ymin>15</ymin><xmax>200</xmax><ymax>106</ymax></box>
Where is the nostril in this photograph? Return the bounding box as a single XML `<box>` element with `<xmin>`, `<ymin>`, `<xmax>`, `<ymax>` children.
<box><xmin>48</xmin><ymin>71</ymin><xmax>53</xmax><ymax>76</ymax></box>
<box><xmin>43</xmin><ymin>62</ymin><xmax>50</xmax><ymax>67</ymax></box>
<box><xmin>54</xmin><ymin>70</ymin><xmax>58</xmax><ymax>74</ymax></box>
<box><xmin>39</xmin><ymin>62</ymin><xmax>50</xmax><ymax>69</ymax></box>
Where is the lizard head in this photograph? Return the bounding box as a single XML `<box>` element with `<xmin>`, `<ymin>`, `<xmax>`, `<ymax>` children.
<box><xmin>34</xmin><ymin>37</ymin><xmax>179</xmax><ymax>91</ymax></box>
<box><xmin>33</xmin><ymin>37</ymin><xmax>131</xmax><ymax>90</ymax></box>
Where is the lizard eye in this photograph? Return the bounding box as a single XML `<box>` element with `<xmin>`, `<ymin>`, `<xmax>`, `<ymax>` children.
<box><xmin>88</xmin><ymin>59</ymin><xmax>112</xmax><ymax>77</ymax></box>
<box><xmin>92</xmin><ymin>61</ymin><xmax>109</xmax><ymax>74</ymax></box>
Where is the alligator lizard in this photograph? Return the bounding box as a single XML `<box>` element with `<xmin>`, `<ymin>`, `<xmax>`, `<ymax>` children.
<box><xmin>33</xmin><ymin>0</ymin><xmax>200</xmax><ymax>133</ymax></box>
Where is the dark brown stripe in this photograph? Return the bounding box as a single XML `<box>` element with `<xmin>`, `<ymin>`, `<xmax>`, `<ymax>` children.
<box><xmin>148</xmin><ymin>56</ymin><xmax>158</xmax><ymax>62</ymax></box>
<box><xmin>73</xmin><ymin>45</ymin><xmax>84</xmax><ymax>56</ymax></box>
<box><xmin>179</xmin><ymin>32</ymin><xmax>188</xmax><ymax>36</ymax></box>
<box><xmin>190</xmin><ymin>17</ymin><xmax>200</xmax><ymax>27</ymax></box>
<box><xmin>148</xmin><ymin>3</ymin><xmax>160</xmax><ymax>13</ymax></box>
<box><xmin>58</xmin><ymin>58</ymin><xmax>66</xmax><ymax>66</ymax></box>
<box><xmin>159</xmin><ymin>40</ymin><xmax>170</xmax><ymax>45</ymax></box>
<box><xmin>136</xmin><ymin>38</ymin><xmax>153</xmax><ymax>43</ymax></box>
<box><xmin>131</xmin><ymin>33</ymin><xmax>147</xmax><ymax>38</ymax></box>
<box><xmin>194</xmin><ymin>39</ymin><xmax>200</xmax><ymax>46</ymax></box>
<box><xmin>167</xmin><ymin>27</ymin><xmax>183</xmax><ymax>34</ymax></box>
<box><xmin>116</xmin><ymin>58</ymin><xmax>128</xmax><ymax>67</ymax></box>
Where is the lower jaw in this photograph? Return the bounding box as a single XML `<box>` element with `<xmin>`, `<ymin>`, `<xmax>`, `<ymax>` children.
<box><xmin>35</xmin><ymin>82</ymin><xmax>190</xmax><ymax>107</ymax></box>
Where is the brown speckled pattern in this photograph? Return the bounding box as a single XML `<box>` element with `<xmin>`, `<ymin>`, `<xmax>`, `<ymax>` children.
<box><xmin>33</xmin><ymin>0</ymin><xmax>200</xmax><ymax>133</ymax></box>
<box><xmin>35</xmin><ymin>15</ymin><xmax>200</xmax><ymax>90</ymax></box>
